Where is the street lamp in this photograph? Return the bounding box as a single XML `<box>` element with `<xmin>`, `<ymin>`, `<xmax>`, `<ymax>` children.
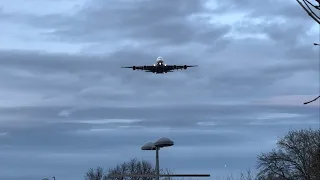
<box><xmin>110</xmin><ymin>137</ymin><xmax>210</xmax><ymax>179</ymax></box>
<box><xmin>141</xmin><ymin>137</ymin><xmax>174</xmax><ymax>180</ymax></box>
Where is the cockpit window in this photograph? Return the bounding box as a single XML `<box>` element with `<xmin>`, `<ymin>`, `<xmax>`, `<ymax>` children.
<box><xmin>156</xmin><ymin>57</ymin><xmax>164</xmax><ymax>65</ymax></box>
<box><xmin>157</xmin><ymin>56</ymin><xmax>163</xmax><ymax>61</ymax></box>
<box><xmin>157</xmin><ymin>60</ymin><xmax>164</xmax><ymax>64</ymax></box>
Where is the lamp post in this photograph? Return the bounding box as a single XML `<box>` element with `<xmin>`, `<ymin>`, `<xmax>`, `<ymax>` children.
<box><xmin>141</xmin><ymin>137</ymin><xmax>174</xmax><ymax>180</ymax></box>
<box><xmin>109</xmin><ymin>137</ymin><xmax>210</xmax><ymax>179</ymax></box>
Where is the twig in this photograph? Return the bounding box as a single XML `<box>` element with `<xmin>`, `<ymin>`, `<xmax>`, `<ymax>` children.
<box><xmin>296</xmin><ymin>0</ymin><xmax>320</xmax><ymax>24</ymax></box>
<box><xmin>303</xmin><ymin>95</ymin><xmax>320</xmax><ymax>104</ymax></box>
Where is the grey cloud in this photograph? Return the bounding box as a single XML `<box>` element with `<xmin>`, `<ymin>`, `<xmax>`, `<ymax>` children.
<box><xmin>0</xmin><ymin>7</ymin><xmax>15</xmax><ymax>20</ymax></box>
<box><xmin>1</xmin><ymin>0</ymin><xmax>314</xmax><ymax>49</ymax></box>
<box><xmin>213</xmin><ymin>0</ymin><xmax>316</xmax><ymax>51</ymax></box>
<box><xmin>0</xmin><ymin>103</ymin><xmax>318</xmax><ymax>138</ymax></box>
<box><xmin>0</xmin><ymin>0</ymin><xmax>319</xmax><ymax>179</ymax></box>
<box><xmin>1</xmin><ymin>45</ymin><xmax>317</xmax><ymax>108</ymax></box>
<box><xmin>260</xmin><ymin>23</ymin><xmax>306</xmax><ymax>45</ymax></box>
<box><xmin>1</xmin><ymin>0</ymin><xmax>233</xmax><ymax>49</ymax></box>
<box><xmin>218</xmin><ymin>0</ymin><xmax>312</xmax><ymax>20</ymax></box>
<box><xmin>285</xmin><ymin>45</ymin><xmax>319</xmax><ymax>62</ymax></box>
<box><xmin>233</xmin><ymin>18</ymin><xmax>314</xmax><ymax>49</ymax></box>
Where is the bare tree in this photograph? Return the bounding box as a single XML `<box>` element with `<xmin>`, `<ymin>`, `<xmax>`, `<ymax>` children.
<box><xmin>85</xmin><ymin>158</ymin><xmax>174</xmax><ymax>180</ymax></box>
<box><xmin>222</xmin><ymin>169</ymin><xmax>256</xmax><ymax>180</ymax></box>
<box><xmin>106</xmin><ymin>158</ymin><xmax>156</xmax><ymax>180</ymax></box>
<box><xmin>256</xmin><ymin>128</ymin><xmax>320</xmax><ymax>180</ymax></box>
<box><xmin>85</xmin><ymin>167</ymin><xmax>106</xmax><ymax>180</ymax></box>
<box><xmin>239</xmin><ymin>169</ymin><xmax>256</xmax><ymax>180</ymax></box>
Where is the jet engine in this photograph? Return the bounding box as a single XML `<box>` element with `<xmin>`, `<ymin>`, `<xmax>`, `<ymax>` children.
<box><xmin>133</xmin><ymin>66</ymin><xmax>136</xmax><ymax>70</ymax></box>
<box><xmin>184</xmin><ymin>65</ymin><xmax>187</xmax><ymax>69</ymax></box>
<box><xmin>143</xmin><ymin>66</ymin><xmax>147</xmax><ymax>69</ymax></box>
<box><xmin>173</xmin><ymin>65</ymin><xmax>177</xmax><ymax>69</ymax></box>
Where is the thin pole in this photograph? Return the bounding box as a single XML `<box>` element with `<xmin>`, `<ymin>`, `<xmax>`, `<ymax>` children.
<box><xmin>156</xmin><ymin>147</ymin><xmax>160</xmax><ymax>180</ymax></box>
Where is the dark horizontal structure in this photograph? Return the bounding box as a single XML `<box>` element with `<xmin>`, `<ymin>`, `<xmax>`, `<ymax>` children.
<box><xmin>109</xmin><ymin>174</ymin><xmax>210</xmax><ymax>177</ymax></box>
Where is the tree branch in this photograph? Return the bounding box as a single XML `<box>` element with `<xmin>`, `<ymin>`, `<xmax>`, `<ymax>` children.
<box><xmin>296</xmin><ymin>0</ymin><xmax>320</xmax><ymax>24</ymax></box>
<box><xmin>303</xmin><ymin>95</ymin><xmax>320</xmax><ymax>104</ymax></box>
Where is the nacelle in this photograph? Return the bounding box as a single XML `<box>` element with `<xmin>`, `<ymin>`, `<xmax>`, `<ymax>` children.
<box><xmin>184</xmin><ymin>65</ymin><xmax>187</xmax><ymax>69</ymax></box>
<box><xmin>133</xmin><ymin>66</ymin><xmax>136</xmax><ymax>70</ymax></box>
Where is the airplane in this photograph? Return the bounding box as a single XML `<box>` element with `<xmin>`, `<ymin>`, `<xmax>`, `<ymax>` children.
<box><xmin>121</xmin><ymin>56</ymin><xmax>198</xmax><ymax>74</ymax></box>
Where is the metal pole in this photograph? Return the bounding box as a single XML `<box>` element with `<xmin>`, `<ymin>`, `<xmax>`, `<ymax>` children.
<box><xmin>156</xmin><ymin>147</ymin><xmax>160</xmax><ymax>180</ymax></box>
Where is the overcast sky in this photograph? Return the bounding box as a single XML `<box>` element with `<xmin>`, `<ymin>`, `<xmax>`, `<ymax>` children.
<box><xmin>0</xmin><ymin>0</ymin><xmax>319</xmax><ymax>180</ymax></box>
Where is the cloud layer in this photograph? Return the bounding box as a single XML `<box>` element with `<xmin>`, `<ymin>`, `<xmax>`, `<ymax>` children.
<box><xmin>0</xmin><ymin>0</ymin><xmax>319</xmax><ymax>180</ymax></box>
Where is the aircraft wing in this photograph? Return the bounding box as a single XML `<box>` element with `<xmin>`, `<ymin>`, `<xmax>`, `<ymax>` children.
<box><xmin>121</xmin><ymin>66</ymin><xmax>155</xmax><ymax>71</ymax></box>
<box><xmin>165</xmin><ymin>65</ymin><xmax>198</xmax><ymax>71</ymax></box>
